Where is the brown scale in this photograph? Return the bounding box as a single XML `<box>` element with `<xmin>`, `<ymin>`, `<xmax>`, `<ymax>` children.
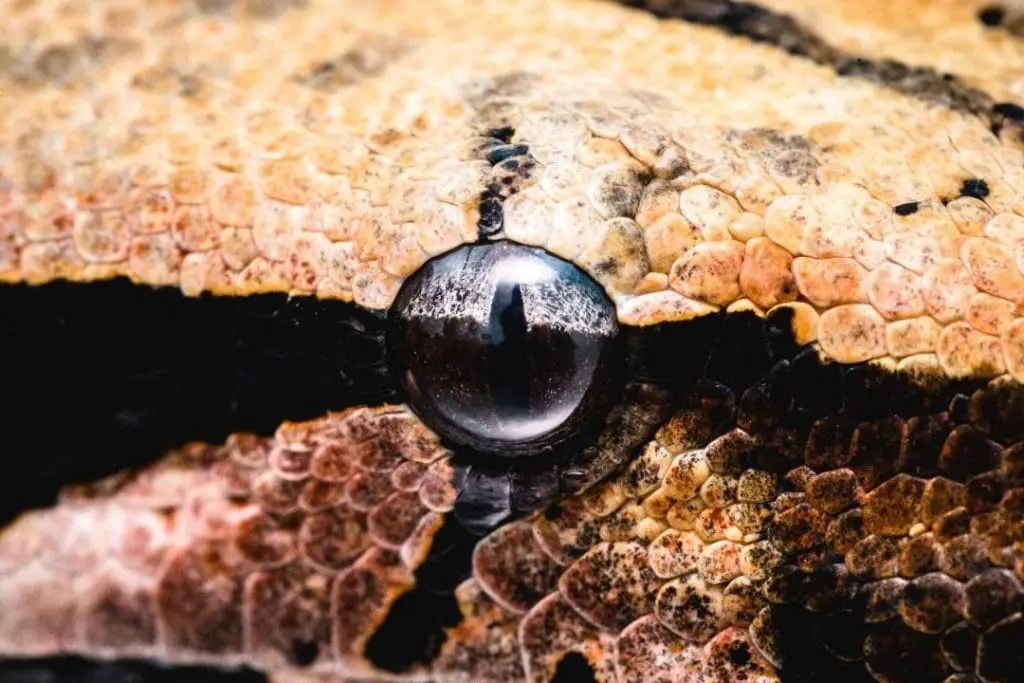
<box><xmin>743</xmin><ymin>376</ymin><xmax>1024</xmax><ymax>683</ymax></box>
<box><xmin>0</xmin><ymin>406</ymin><xmax>449</xmax><ymax>677</ymax></box>
<box><xmin>4</xmin><ymin>321</ymin><xmax>1024</xmax><ymax>683</ymax></box>
<box><xmin>467</xmin><ymin>354</ymin><xmax>1024</xmax><ymax>682</ymax></box>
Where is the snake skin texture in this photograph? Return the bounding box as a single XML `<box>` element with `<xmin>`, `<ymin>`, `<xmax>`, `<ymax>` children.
<box><xmin>4</xmin><ymin>0</ymin><xmax>1024</xmax><ymax>682</ymax></box>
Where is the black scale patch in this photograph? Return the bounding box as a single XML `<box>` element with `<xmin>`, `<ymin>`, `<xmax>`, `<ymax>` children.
<box><xmin>474</xmin><ymin>127</ymin><xmax>539</xmax><ymax>238</ymax></box>
<box><xmin>0</xmin><ymin>278</ymin><xmax>398</xmax><ymax>526</ymax></box>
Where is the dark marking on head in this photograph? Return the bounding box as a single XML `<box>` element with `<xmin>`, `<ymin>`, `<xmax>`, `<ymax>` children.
<box><xmin>979</xmin><ymin>5</ymin><xmax>1007</xmax><ymax>27</ymax></box>
<box><xmin>7</xmin><ymin>36</ymin><xmax>139</xmax><ymax>89</ymax></box>
<box><xmin>293</xmin><ymin>37</ymin><xmax>408</xmax><ymax>91</ymax></box>
<box><xmin>0</xmin><ymin>278</ymin><xmax>398</xmax><ymax>526</ymax></box>
<box><xmin>242</xmin><ymin>0</ymin><xmax>308</xmax><ymax>18</ymax></box>
<box><xmin>728</xmin><ymin>128</ymin><xmax>820</xmax><ymax>186</ymax></box>
<box><xmin>485</xmin><ymin>144</ymin><xmax>531</xmax><ymax>165</ymax></box>
<box><xmin>978</xmin><ymin>3</ymin><xmax>1024</xmax><ymax>40</ymax></box>
<box><xmin>489</xmin><ymin>126</ymin><xmax>516</xmax><ymax>143</ymax></box>
<box><xmin>618</xmin><ymin>1</ymin><xmax>1024</xmax><ymax>143</ymax></box>
<box><xmin>894</xmin><ymin>201</ymin><xmax>919</xmax><ymax>216</ymax></box>
<box><xmin>622</xmin><ymin>0</ymin><xmax>839</xmax><ymax>61</ymax></box>
<box><xmin>992</xmin><ymin>101</ymin><xmax>1024</xmax><ymax>136</ymax></box>
<box><xmin>466</xmin><ymin>71</ymin><xmax>537</xmax><ymax>106</ymax></box>
<box><xmin>465</xmin><ymin>126</ymin><xmax>538</xmax><ymax>239</ymax></box>
<box><xmin>478</xmin><ymin>187</ymin><xmax>506</xmax><ymax>237</ymax></box>
<box><xmin>960</xmin><ymin>178</ymin><xmax>991</xmax><ymax>199</ymax></box>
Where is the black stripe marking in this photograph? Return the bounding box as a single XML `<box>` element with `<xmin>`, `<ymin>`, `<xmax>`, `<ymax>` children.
<box><xmin>979</xmin><ymin>5</ymin><xmax>1008</xmax><ymax>28</ymax></box>
<box><xmin>0</xmin><ymin>657</ymin><xmax>266</xmax><ymax>683</ymax></box>
<box><xmin>618</xmin><ymin>0</ymin><xmax>1024</xmax><ymax>140</ymax></box>
<box><xmin>363</xmin><ymin>512</ymin><xmax>476</xmax><ymax>673</ymax></box>
<box><xmin>0</xmin><ymin>278</ymin><xmax>399</xmax><ymax>525</ymax></box>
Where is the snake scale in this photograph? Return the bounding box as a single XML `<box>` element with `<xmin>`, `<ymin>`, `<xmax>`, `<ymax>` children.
<box><xmin>3</xmin><ymin>0</ymin><xmax>1024</xmax><ymax>681</ymax></box>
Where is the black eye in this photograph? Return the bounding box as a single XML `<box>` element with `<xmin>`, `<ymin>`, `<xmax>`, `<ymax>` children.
<box><xmin>388</xmin><ymin>241</ymin><xmax>620</xmax><ymax>456</ymax></box>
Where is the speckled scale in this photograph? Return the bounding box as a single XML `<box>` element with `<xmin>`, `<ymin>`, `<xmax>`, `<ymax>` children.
<box><xmin>243</xmin><ymin>565</ymin><xmax>332</xmax><ymax>668</ymax></box>
<box><xmin>616</xmin><ymin>614</ymin><xmax>705</xmax><ymax>683</ymax></box>
<box><xmin>473</xmin><ymin>521</ymin><xmax>564</xmax><ymax>614</ymax></box>
<box><xmin>518</xmin><ymin>593</ymin><xmax>617</xmax><ymax>683</ymax></box>
<box><xmin>559</xmin><ymin>541</ymin><xmax>660</xmax><ymax>631</ymax></box>
<box><xmin>434</xmin><ymin>579</ymin><xmax>525</xmax><ymax>681</ymax></box>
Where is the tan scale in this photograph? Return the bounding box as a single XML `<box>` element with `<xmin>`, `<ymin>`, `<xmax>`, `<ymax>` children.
<box><xmin>5</xmin><ymin>0</ymin><xmax>1024</xmax><ymax>379</ymax></box>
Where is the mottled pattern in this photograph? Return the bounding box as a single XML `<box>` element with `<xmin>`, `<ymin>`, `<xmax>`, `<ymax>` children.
<box><xmin>0</xmin><ymin>407</ymin><xmax>446</xmax><ymax>678</ymax></box>
<box><xmin>4</xmin><ymin>0</ymin><xmax>1024</xmax><ymax>682</ymax></box>
<box><xmin>5</xmin><ymin>1</ymin><xmax>1024</xmax><ymax>376</ymax></box>
<box><xmin>4</xmin><ymin>373</ymin><xmax>1021</xmax><ymax>682</ymax></box>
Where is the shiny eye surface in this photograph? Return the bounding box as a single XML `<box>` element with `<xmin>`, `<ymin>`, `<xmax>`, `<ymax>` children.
<box><xmin>388</xmin><ymin>241</ymin><xmax>620</xmax><ymax>457</ymax></box>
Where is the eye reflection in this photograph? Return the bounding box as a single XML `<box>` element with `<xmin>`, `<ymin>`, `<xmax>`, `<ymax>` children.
<box><xmin>388</xmin><ymin>241</ymin><xmax>621</xmax><ymax>457</ymax></box>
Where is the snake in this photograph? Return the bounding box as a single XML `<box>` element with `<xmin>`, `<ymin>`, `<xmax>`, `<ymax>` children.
<box><xmin>2</xmin><ymin>0</ymin><xmax>1024</xmax><ymax>681</ymax></box>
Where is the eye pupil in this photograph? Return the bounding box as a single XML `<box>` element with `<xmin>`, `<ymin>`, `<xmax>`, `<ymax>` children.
<box><xmin>389</xmin><ymin>241</ymin><xmax>620</xmax><ymax>456</ymax></box>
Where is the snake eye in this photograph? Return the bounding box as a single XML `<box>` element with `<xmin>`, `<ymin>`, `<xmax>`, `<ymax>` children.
<box><xmin>388</xmin><ymin>241</ymin><xmax>620</xmax><ymax>457</ymax></box>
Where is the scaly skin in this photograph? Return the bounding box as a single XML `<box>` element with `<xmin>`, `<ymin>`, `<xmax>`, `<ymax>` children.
<box><xmin>3</xmin><ymin>1</ymin><xmax>1024</xmax><ymax>682</ymax></box>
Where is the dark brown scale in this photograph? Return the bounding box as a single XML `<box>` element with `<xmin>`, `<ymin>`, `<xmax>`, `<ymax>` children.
<box><xmin>861</xmin><ymin>474</ymin><xmax>926</xmax><ymax>536</ymax></box>
<box><xmin>233</xmin><ymin>512</ymin><xmax>299</xmax><ymax>567</ymax></box>
<box><xmin>268</xmin><ymin>447</ymin><xmax>312</xmax><ymax>479</ymax></box>
<box><xmin>938</xmin><ymin>534</ymin><xmax>990</xmax><ymax>580</ymax></box>
<box><xmin>826</xmin><ymin>508</ymin><xmax>867</xmax><ymax>555</ymax></box>
<box><xmin>656</xmin><ymin>381</ymin><xmax>737</xmax><ymax>452</ymax></box>
<box><xmin>847</xmin><ymin>534</ymin><xmax>901</xmax><ymax>580</ymax></box>
<box><xmin>806</xmin><ymin>469</ymin><xmax>861</xmax><ymax>514</ymax></box>
<box><xmin>804</xmin><ymin>417</ymin><xmax>856</xmax><ymax>471</ymax></box>
<box><xmin>849</xmin><ymin>416</ymin><xmax>904</xmax><ymax>492</ymax></box>
<box><xmin>706</xmin><ymin>429</ymin><xmax>757</xmax><ymax>474</ymax></box>
<box><xmin>900</xmin><ymin>413</ymin><xmax>953</xmax><ymax>478</ymax></box>
<box><xmin>1003</xmin><ymin>442</ymin><xmax>1024</xmax><ymax>485</ymax></box>
<box><xmin>252</xmin><ymin>472</ymin><xmax>305</xmax><ymax>515</ymax></box>
<box><xmin>940</xmin><ymin>621</ymin><xmax>978</xmax><ymax>672</ymax></box>
<box><xmin>155</xmin><ymin>543</ymin><xmax>245</xmax><ymax>655</ymax></box>
<box><xmin>762</xmin><ymin>565</ymin><xmax>807</xmax><ymax>605</ymax></box>
<box><xmin>366</xmin><ymin>491</ymin><xmax>426</xmax><ymax>549</ymax></box>
<box><xmin>355</xmin><ymin>437</ymin><xmax>408</xmax><ymax>473</ymax></box>
<box><xmin>967</xmin><ymin>470</ymin><xmax>1008</xmax><ymax>513</ymax></box>
<box><xmin>920</xmin><ymin>477</ymin><xmax>967</xmax><ymax>524</ymax></box>
<box><xmin>309</xmin><ymin>442</ymin><xmax>356</xmax><ymax>482</ymax></box>
<box><xmin>963</xmin><ymin>569</ymin><xmax>1023</xmax><ymax>628</ymax></box>
<box><xmin>344</xmin><ymin>470</ymin><xmax>394</xmax><ymax>511</ymax></box>
<box><xmin>934</xmin><ymin>507</ymin><xmax>972</xmax><ymax>541</ymax></box>
<box><xmin>800</xmin><ymin>564</ymin><xmax>857</xmax><ymax>613</ymax></box>
<box><xmin>898</xmin><ymin>533</ymin><xmax>940</xmax><ymax>578</ymax></box>
<box><xmin>861</xmin><ymin>577</ymin><xmax>906</xmax><ymax>623</ymax></box>
<box><xmin>898</xmin><ymin>572</ymin><xmax>965</xmax><ymax>633</ymax></box>
<box><xmin>297</xmin><ymin>506</ymin><xmax>369</xmax><ymax>572</ymax></box>
<box><xmin>298</xmin><ymin>479</ymin><xmax>347</xmax><ymax>512</ymax></box>
<box><xmin>471</xmin><ymin>521</ymin><xmax>563</xmax><ymax>614</ymax></box>
<box><xmin>785</xmin><ymin>465</ymin><xmax>815</xmax><ymax>491</ymax></box>
<box><xmin>863</xmin><ymin>620</ymin><xmax>950</xmax><ymax>682</ymax></box>
<box><xmin>970</xmin><ymin>380</ymin><xmax>1024</xmax><ymax>443</ymax></box>
<box><xmin>771</xmin><ymin>503</ymin><xmax>829</xmax><ymax>553</ymax></box>
<box><xmin>558</xmin><ymin>542</ymin><xmax>658</xmax><ymax>630</ymax></box>
<box><xmin>977</xmin><ymin>614</ymin><xmax>1024</xmax><ymax>682</ymax></box>
<box><xmin>737</xmin><ymin>361</ymin><xmax>796</xmax><ymax>435</ymax></box>
<box><xmin>939</xmin><ymin>425</ymin><xmax>1003</xmax><ymax>482</ymax></box>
